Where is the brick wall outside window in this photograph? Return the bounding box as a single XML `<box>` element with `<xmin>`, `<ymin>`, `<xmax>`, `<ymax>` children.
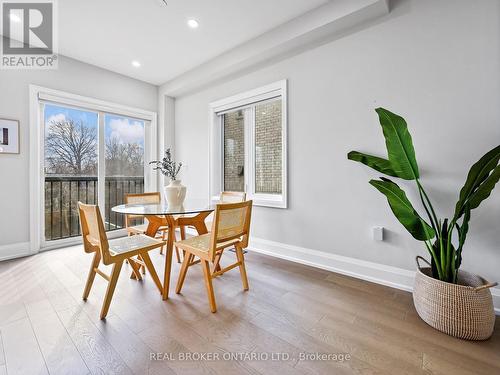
<box><xmin>222</xmin><ymin>99</ymin><xmax>282</xmax><ymax>194</ymax></box>
<box><xmin>223</xmin><ymin>110</ymin><xmax>245</xmax><ymax>192</ymax></box>
<box><xmin>255</xmin><ymin>100</ymin><xmax>282</xmax><ymax>194</ymax></box>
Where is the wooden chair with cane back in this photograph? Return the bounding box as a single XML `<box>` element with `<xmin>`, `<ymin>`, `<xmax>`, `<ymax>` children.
<box><xmin>125</xmin><ymin>192</ymin><xmax>181</xmax><ymax>264</ymax></box>
<box><xmin>174</xmin><ymin>191</ymin><xmax>247</xmax><ymax>266</ymax></box>
<box><xmin>207</xmin><ymin>191</ymin><xmax>247</xmax><ymax>273</ymax></box>
<box><xmin>199</xmin><ymin>191</ymin><xmax>247</xmax><ymax>235</ymax></box>
<box><xmin>78</xmin><ymin>202</ymin><xmax>165</xmax><ymax>319</ymax></box>
<box><xmin>175</xmin><ymin>200</ymin><xmax>253</xmax><ymax>312</ymax></box>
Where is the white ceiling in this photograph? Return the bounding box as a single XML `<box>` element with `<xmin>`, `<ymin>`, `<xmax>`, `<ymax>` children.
<box><xmin>58</xmin><ymin>0</ymin><xmax>330</xmax><ymax>85</ymax></box>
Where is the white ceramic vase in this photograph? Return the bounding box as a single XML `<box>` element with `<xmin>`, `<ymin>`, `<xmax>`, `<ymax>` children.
<box><xmin>164</xmin><ymin>179</ymin><xmax>186</xmax><ymax>207</ymax></box>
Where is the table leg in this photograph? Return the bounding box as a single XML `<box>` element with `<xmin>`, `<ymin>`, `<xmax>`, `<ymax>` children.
<box><xmin>162</xmin><ymin>215</ymin><xmax>177</xmax><ymax>300</ymax></box>
<box><xmin>135</xmin><ymin>212</ymin><xmax>213</xmax><ymax>301</ymax></box>
<box><xmin>144</xmin><ymin>215</ymin><xmax>165</xmax><ymax>237</ymax></box>
<box><xmin>178</xmin><ymin>211</ymin><xmax>210</xmax><ymax>235</ymax></box>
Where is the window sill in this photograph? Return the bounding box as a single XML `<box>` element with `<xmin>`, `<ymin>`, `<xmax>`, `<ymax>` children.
<box><xmin>211</xmin><ymin>195</ymin><xmax>287</xmax><ymax>209</ymax></box>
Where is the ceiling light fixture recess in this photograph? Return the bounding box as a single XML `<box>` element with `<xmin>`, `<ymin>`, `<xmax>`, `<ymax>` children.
<box><xmin>187</xmin><ymin>19</ymin><xmax>199</xmax><ymax>29</ymax></box>
<box><xmin>131</xmin><ymin>60</ymin><xmax>141</xmax><ymax>67</ymax></box>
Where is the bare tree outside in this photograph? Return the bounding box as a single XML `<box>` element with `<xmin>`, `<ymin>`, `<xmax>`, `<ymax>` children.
<box><xmin>105</xmin><ymin>136</ymin><xmax>144</xmax><ymax>176</ymax></box>
<box><xmin>45</xmin><ymin>119</ymin><xmax>144</xmax><ymax>176</ymax></box>
<box><xmin>45</xmin><ymin>119</ymin><xmax>97</xmax><ymax>175</ymax></box>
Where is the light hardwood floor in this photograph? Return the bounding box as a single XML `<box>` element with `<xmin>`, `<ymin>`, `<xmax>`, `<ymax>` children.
<box><xmin>0</xmin><ymin>245</ymin><xmax>498</xmax><ymax>375</ymax></box>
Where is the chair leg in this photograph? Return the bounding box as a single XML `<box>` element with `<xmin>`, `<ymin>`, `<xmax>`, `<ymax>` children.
<box><xmin>201</xmin><ymin>260</ymin><xmax>217</xmax><ymax>313</ymax></box>
<box><xmin>140</xmin><ymin>251</ymin><xmax>163</xmax><ymax>294</ymax></box>
<box><xmin>175</xmin><ymin>228</ymin><xmax>182</xmax><ymax>263</ymax></box>
<box><xmin>176</xmin><ymin>252</ymin><xmax>193</xmax><ymax>294</ymax></box>
<box><xmin>137</xmin><ymin>254</ymin><xmax>146</xmax><ymax>275</ymax></box>
<box><xmin>175</xmin><ymin>246</ymin><xmax>181</xmax><ymax>264</ymax></box>
<box><xmin>128</xmin><ymin>257</ymin><xmax>143</xmax><ymax>281</ymax></box>
<box><xmin>160</xmin><ymin>230</ymin><xmax>167</xmax><ymax>255</ymax></box>
<box><xmin>235</xmin><ymin>246</ymin><xmax>249</xmax><ymax>291</ymax></box>
<box><xmin>175</xmin><ymin>225</ymin><xmax>186</xmax><ymax>263</ymax></box>
<box><xmin>83</xmin><ymin>251</ymin><xmax>100</xmax><ymax>300</ymax></box>
<box><xmin>100</xmin><ymin>260</ymin><xmax>123</xmax><ymax>320</ymax></box>
<box><xmin>212</xmin><ymin>250</ymin><xmax>223</xmax><ymax>275</ymax></box>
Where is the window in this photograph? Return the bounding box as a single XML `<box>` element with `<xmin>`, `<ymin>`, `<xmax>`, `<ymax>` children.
<box><xmin>210</xmin><ymin>80</ymin><xmax>287</xmax><ymax>208</ymax></box>
<box><xmin>30</xmin><ymin>85</ymin><xmax>157</xmax><ymax>250</ymax></box>
<box><xmin>223</xmin><ymin>109</ymin><xmax>245</xmax><ymax>192</ymax></box>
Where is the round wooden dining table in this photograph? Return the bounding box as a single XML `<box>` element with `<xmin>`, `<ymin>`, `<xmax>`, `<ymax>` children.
<box><xmin>112</xmin><ymin>199</ymin><xmax>215</xmax><ymax>300</ymax></box>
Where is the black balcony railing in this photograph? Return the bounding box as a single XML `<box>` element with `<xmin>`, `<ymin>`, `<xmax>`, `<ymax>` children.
<box><xmin>44</xmin><ymin>175</ymin><xmax>144</xmax><ymax>241</ymax></box>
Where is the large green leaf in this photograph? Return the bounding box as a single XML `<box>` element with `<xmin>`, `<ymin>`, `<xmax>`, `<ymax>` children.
<box><xmin>369</xmin><ymin>178</ymin><xmax>435</xmax><ymax>241</ymax></box>
<box><xmin>467</xmin><ymin>165</ymin><xmax>500</xmax><ymax>210</ymax></box>
<box><xmin>375</xmin><ymin>108</ymin><xmax>420</xmax><ymax>180</ymax></box>
<box><xmin>347</xmin><ymin>151</ymin><xmax>399</xmax><ymax>177</ymax></box>
<box><xmin>454</xmin><ymin>145</ymin><xmax>500</xmax><ymax>218</ymax></box>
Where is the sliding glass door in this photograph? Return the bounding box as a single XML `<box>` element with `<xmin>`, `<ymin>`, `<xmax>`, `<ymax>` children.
<box><xmin>104</xmin><ymin>114</ymin><xmax>145</xmax><ymax>231</ymax></box>
<box><xmin>42</xmin><ymin>102</ymin><xmax>150</xmax><ymax>243</ymax></box>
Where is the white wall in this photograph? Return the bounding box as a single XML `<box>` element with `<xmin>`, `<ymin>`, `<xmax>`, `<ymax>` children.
<box><xmin>0</xmin><ymin>51</ymin><xmax>157</xmax><ymax>249</ymax></box>
<box><xmin>170</xmin><ymin>0</ymin><xmax>500</xmax><ymax>284</ymax></box>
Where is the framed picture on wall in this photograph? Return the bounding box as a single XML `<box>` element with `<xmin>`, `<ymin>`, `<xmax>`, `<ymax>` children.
<box><xmin>0</xmin><ymin>118</ymin><xmax>20</xmax><ymax>154</ymax></box>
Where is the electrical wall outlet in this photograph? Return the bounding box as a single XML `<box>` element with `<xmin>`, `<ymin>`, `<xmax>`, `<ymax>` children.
<box><xmin>373</xmin><ymin>226</ymin><xmax>384</xmax><ymax>241</ymax></box>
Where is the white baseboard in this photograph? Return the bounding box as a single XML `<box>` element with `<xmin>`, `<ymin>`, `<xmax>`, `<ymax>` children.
<box><xmin>247</xmin><ymin>236</ymin><xmax>500</xmax><ymax>315</ymax></box>
<box><xmin>0</xmin><ymin>242</ymin><xmax>31</xmax><ymax>262</ymax></box>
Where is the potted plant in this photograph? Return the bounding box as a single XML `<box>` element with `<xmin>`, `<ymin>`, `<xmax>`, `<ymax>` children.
<box><xmin>348</xmin><ymin>108</ymin><xmax>499</xmax><ymax>340</ymax></box>
<box><xmin>150</xmin><ymin>148</ymin><xmax>186</xmax><ymax>206</ymax></box>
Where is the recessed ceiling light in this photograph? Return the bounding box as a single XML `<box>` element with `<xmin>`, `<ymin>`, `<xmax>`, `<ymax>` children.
<box><xmin>187</xmin><ymin>19</ymin><xmax>199</xmax><ymax>29</ymax></box>
<box><xmin>9</xmin><ymin>13</ymin><xmax>21</xmax><ymax>23</ymax></box>
<box><xmin>131</xmin><ymin>60</ymin><xmax>141</xmax><ymax>68</ymax></box>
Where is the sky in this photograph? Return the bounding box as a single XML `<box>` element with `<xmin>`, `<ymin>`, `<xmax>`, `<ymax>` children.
<box><xmin>44</xmin><ymin>104</ymin><xmax>145</xmax><ymax>146</ymax></box>
<box><xmin>105</xmin><ymin>114</ymin><xmax>144</xmax><ymax>146</ymax></box>
<box><xmin>44</xmin><ymin>104</ymin><xmax>98</xmax><ymax>131</ymax></box>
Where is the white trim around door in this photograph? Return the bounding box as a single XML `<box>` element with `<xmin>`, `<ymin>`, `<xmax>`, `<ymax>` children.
<box><xmin>29</xmin><ymin>85</ymin><xmax>158</xmax><ymax>254</ymax></box>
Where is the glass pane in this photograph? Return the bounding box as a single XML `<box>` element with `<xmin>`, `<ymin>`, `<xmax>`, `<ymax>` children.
<box><xmin>255</xmin><ymin>99</ymin><xmax>282</xmax><ymax>194</ymax></box>
<box><xmin>104</xmin><ymin>114</ymin><xmax>145</xmax><ymax>231</ymax></box>
<box><xmin>44</xmin><ymin>104</ymin><xmax>98</xmax><ymax>240</ymax></box>
<box><xmin>223</xmin><ymin>110</ymin><xmax>245</xmax><ymax>192</ymax></box>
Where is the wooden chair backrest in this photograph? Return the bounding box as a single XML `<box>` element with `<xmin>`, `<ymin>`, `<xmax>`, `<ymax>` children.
<box><xmin>209</xmin><ymin>200</ymin><xmax>252</xmax><ymax>260</ymax></box>
<box><xmin>220</xmin><ymin>191</ymin><xmax>246</xmax><ymax>203</ymax></box>
<box><xmin>78</xmin><ymin>202</ymin><xmax>112</xmax><ymax>264</ymax></box>
<box><xmin>124</xmin><ymin>192</ymin><xmax>161</xmax><ymax>220</ymax></box>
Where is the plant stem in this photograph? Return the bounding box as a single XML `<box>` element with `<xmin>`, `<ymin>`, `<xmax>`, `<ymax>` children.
<box><xmin>424</xmin><ymin>239</ymin><xmax>443</xmax><ymax>280</ymax></box>
<box><xmin>420</xmin><ymin>218</ymin><xmax>443</xmax><ymax>280</ymax></box>
<box><xmin>416</xmin><ymin>183</ymin><xmax>437</xmax><ymax>232</ymax></box>
<box><xmin>416</xmin><ymin>180</ymin><xmax>440</xmax><ymax>233</ymax></box>
<box><xmin>445</xmin><ymin>217</ymin><xmax>457</xmax><ymax>283</ymax></box>
<box><xmin>415</xmin><ymin>179</ymin><xmax>446</xmax><ymax>280</ymax></box>
<box><xmin>438</xmin><ymin>219</ymin><xmax>446</xmax><ymax>280</ymax></box>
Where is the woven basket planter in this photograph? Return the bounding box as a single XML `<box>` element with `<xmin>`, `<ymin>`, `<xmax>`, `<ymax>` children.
<box><xmin>413</xmin><ymin>256</ymin><xmax>497</xmax><ymax>340</ymax></box>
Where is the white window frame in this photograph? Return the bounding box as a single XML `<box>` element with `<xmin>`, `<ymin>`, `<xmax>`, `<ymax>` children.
<box><xmin>29</xmin><ymin>85</ymin><xmax>158</xmax><ymax>253</ymax></box>
<box><xmin>209</xmin><ymin>80</ymin><xmax>287</xmax><ymax>208</ymax></box>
